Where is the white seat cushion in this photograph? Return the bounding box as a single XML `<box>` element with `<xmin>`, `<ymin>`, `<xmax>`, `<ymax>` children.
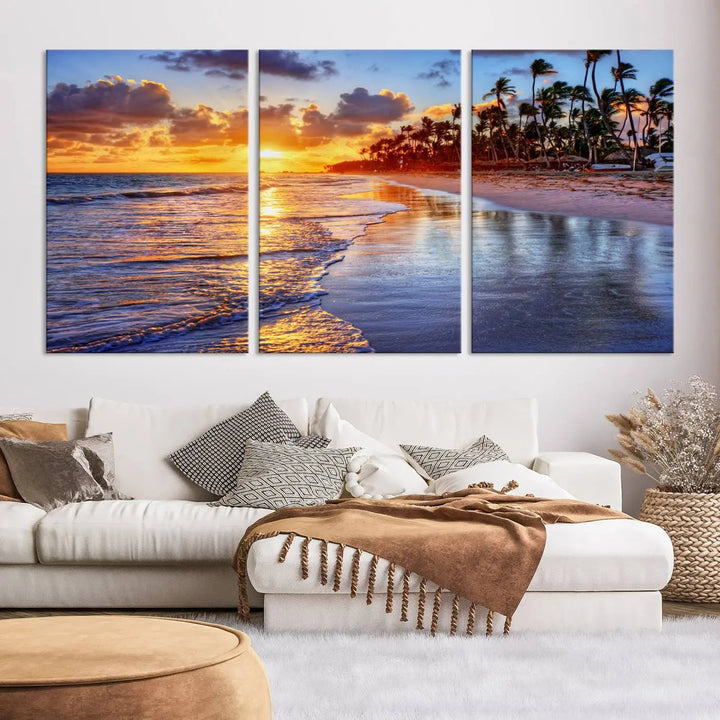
<box><xmin>0</xmin><ymin>502</ymin><xmax>46</xmax><ymax>564</ymax></box>
<box><xmin>85</xmin><ymin>397</ymin><xmax>309</xmax><ymax>501</ymax></box>
<box><xmin>36</xmin><ymin>500</ymin><xmax>271</xmax><ymax>564</ymax></box>
<box><xmin>247</xmin><ymin>519</ymin><xmax>673</xmax><ymax>594</ymax></box>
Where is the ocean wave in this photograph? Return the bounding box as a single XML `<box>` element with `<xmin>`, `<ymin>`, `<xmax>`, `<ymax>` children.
<box><xmin>47</xmin><ymin>306</ymin><xmax>249</xmax><ymax>353</ymax></box>
<box><xmin>48</xmin><ymin>183</ymin><xmax>248</xmax><ymax>205</ymax></box>
<box><xmin>109</xmin><ymin>252</ymin><xmax>248</xmax><ymax>266</ymax></box>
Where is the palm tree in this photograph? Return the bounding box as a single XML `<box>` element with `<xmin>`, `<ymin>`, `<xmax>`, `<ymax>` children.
<box><xmin>612</xmin><ymin>53</ymin><xmax>640</xmax><ymax>168</ymax></box>
<box><xmin>587</xmin><ymin>50</ymin><xmax>630</xmax><ymax>162</ymax></box>
<box><xmin>530</xmin><ymin>58</ymin><xmax>557</xmax><ymax>165</ymax></box>
<box><xmin>483</xmin><ymin>76</ymin><xmax>518</xmax><ymax>160</ymax></box>
<box><xmin>641</xmin><ymin>78</ymin><xmax>674</xmax><ymax>146</ymax></box>
<box><xmin>580</xmin><ymin>54</ymin><xmax>594</xmax><ymax>161</ymax></box>
<box><xmin>657</xmin><ymin>101</ymin><xmax>673</xmax><ymax>152</ymax></box>
<box><xmin>568</xmin><ymin>84</ymin><xmax>592</xmax><ymax>130</ymax></box>
<box><xmin>450</xmin><ymin>103</ymin><xmax>461</xmax><ymax>163</ymax></box>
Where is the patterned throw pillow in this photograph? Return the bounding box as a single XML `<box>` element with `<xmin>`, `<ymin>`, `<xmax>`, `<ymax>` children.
<box><xmin>168</xmin><ymin>392</ymin><xmax>310</xmax><ymax>497</ymax></box>
<box><xmin>210</xmin><ymin>440</ymin><xmax>358</xmax><ymax>510</ymax></box>
<box><xmin>400</xmin><ymin>436</ymin><xmax>509</xmax><ymax>481</ymax></box>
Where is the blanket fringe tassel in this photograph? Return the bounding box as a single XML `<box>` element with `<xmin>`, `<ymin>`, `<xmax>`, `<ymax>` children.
<box><xmin>385</xmin><ymin>562</ymin><xmax>395</xmax><ymax>614</ymax></box>
<box><xmin>486</xmin><ymin>610</ymin><xmax>494</xmax><ymax>636</ymax></box>
<box><xmin>367</xmin><ymin>555</ymin><xmax>378</xmax><ymax>605</ymax></box>
<box><xmin>466</xmin><ymin>602</ymin><xmax>476</xmax><ymax>636</ymax></box>
<box><xmin>450</xmin><ymin>595</ymin><xmax>460</xmax><ymax>636</ymax></box>
<box><xmin>350</xmin><ymin>549</ymin><xmax>361</xmax><ymax>599</ymax></box>
<box><xmin>320</xmin><ymin>540</ymin><xmax>328</xmax><ymax>586</ymax></box>
<box><xmin>333</xmin><ymin>544</ymin><xmax>345</xmax><ymax>592</ymax></box>
<box><xmin>416</xmin><ymin>578</ymin><xmax>427</xmax><ymax>630</ymax></box>
<box><xmin>301</xmin><ymin>537</ymin><xmax>310</xmax><ymax>579</ymax></box>
<box><xmin>431</xmin><ymin>587</ymin><xmax>443</xmax><ymax>636</ymax></box>
<box><xmin>401</xmin><ymin>569</ymin><xmax>411</xmax><ymax>622</ymax></box>
<box><xmin>239</xmin><ymin>534</ymin><xmax>517</xmax><ymax>637</ymax></box>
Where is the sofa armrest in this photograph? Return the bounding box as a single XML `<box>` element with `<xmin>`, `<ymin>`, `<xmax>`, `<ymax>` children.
<box><xmin>532</xmin><ymin>452</ymin><xmax>622</xmax><ymax>510</ymax></box>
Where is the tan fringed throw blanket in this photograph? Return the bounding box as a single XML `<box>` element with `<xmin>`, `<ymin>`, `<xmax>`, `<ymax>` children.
<box><xmin>234</xmin><ymin>487</ymin><xmax>629</xmax><ymax>635</ymax></box>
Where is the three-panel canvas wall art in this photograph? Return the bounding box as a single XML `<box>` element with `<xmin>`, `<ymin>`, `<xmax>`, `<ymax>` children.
<box><xmin>46</xmin><ymin>49</ymin><xmax>673</xmax><ymax>354</ymax></box>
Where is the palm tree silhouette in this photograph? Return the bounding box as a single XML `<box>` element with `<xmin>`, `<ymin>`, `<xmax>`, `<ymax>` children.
<box><xmin>530</xmin><ymin>58</ymin><xmax>557</xmax><ymax>166</ymax></box>
<box><xmin>586</xmin><ymin>50</ymin><xmax>630</xmax><ymax>162</ymax></box>
<box><xmin>612</xmin><ymin>53</ymin><xmax>640</xmax><ymax>168</ymax></box>
<box><xmin>483</xmin><ymin>76</ymin><xmax>518</xmax><ymax>160</ymax></box>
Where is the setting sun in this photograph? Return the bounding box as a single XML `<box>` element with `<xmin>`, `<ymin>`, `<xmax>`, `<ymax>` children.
<box><xmin>260</xmin><ymin>149</ymin><xmax>283</xmax><ymax>159</ymax></box>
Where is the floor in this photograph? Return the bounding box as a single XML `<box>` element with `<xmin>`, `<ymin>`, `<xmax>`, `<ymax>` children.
<box><xmin>662</xmin><ymin>600</ymin><xmax>720</xmax><ymax>618</ymax></box>
<box><xmin>1</xmin><ymin>603</ymin><xmax>718</xmax><ymax>621</ymax></box>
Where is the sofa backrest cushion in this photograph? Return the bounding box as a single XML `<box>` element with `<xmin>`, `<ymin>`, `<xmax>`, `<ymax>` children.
<box><xmin>313</xmin><ymin>398</ymin><xmax>538</xmax><ymax>468</ymax></box>
<box><xmin>86</xmin><ymin>397</ymin><xmax>309</xmax><ymax>501</ymax></box>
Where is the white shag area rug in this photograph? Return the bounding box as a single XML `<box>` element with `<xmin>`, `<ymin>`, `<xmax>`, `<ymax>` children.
<box><xmin>175</xmin><ymin>612</ymin><xmax>720</xmax><ymax>720</ymax></box>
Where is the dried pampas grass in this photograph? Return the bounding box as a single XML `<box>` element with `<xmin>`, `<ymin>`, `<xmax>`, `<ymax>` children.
<box><xmin>607</xmin><ymin>376</ymin><xmax>720</xmax><ymax>494</ymax></box>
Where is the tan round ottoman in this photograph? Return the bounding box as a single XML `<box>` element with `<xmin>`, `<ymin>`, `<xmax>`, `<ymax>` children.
<box><xmin>0</xmin><ymin>615</ymin><xmax>271</xmax><ymax>720</ymax></box>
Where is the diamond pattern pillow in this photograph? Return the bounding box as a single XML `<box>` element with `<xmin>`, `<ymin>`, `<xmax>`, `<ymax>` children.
<box><xmin>210</xmin><ymin>440</ymin><xmax>358</xmax><ymax>510</ymax></box>
<box><xmin>168</xmin><ymin>392</ymin><xmax>312</xmax><ymax>497</ymax></box>
<box><xmin>400</xmin><ymin>436</ymin><xmax>509</xmax><ymax>481</ymax></box>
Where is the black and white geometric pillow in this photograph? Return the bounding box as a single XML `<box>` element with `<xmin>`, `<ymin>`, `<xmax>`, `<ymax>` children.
<box><xmin>294</xmin><ymin>435</ymin><xmax>331</xmax><ymax>450</ymax></box>
<box><xmin>168</xmin><ymin>392</ymin><xmax>309</xmax><ymax>497</ymax></box>
<box><xmin>209</xmin><ymin>440</ymin><xmax>358</xmax><ymax>510</ymax></box>
<box><xmin>400</xmin><ymin>436</ymin><xmax>510</xmax><ymax>481</ymax></box>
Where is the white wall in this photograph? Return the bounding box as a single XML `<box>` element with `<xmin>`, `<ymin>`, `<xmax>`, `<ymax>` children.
<box><xmin>1</xmin><ymin>0</ymin><xmax>719</xmax><ymax>515</ymax></box>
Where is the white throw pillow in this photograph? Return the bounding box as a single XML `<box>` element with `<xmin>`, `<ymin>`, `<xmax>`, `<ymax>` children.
<box><xmin>86</xmin><ymin>397</ymin><xmax>309</xmax><ymax>501</ymax></box>
<box><xmin>314</xmin><ymin>404</ymin><xmax>427</xmax><ymax>498</ymax></box>
<box><xmin>427</xmin><ymin>461</ymin><xmax>575</xmax><ymax>500</ymax></box>
<box><xmin>345</xmin><ymin>452</ymin><xmax>428</xmax><ymax>499</ymax></box>
<box><xmin>313</xmin><ymin>404</ymin><xmax>399</xmax><ymax>455</ymax></box>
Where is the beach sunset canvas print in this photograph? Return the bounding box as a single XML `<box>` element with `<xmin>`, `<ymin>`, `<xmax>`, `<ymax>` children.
<box><xmin>258</xmin><ymin>50</ymin><xmax>461</xmax><ymax>353</ymax></box>
<box><xmin>46</xmin><ymin>50</ymin><xmax>249</xmax><ymax>352</ymax></box>
<box><xmin>471</xmin><ymin>50</ymin><xmax>673</xmax><ymax>353</ymax></box>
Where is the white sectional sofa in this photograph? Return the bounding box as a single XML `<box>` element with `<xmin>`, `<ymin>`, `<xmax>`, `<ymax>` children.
<box><xmin>0</xmin><ymin>396</ymin><xmax>673</xmax><ymax>632</ymax></box>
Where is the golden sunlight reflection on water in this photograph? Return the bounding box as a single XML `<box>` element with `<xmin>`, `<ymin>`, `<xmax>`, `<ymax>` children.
<box><xmin>259</xmin><ymin>304</ymin><xmax>371</xmax><ymax>353</ymax></box>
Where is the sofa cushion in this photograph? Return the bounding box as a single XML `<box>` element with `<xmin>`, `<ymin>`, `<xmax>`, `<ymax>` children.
<box><xmin>314</xmin><ymin>398</ymin><xmax>539</xmax><ymax>467</ymax></box>
<box><xmin>85</xmin><ymin>397</ymin><xmax>309</xmax><ymax>501</ymax></box>
<box><xmin>0</xmin><ymin>502</ymin><xmax>46</xmax><ymax>564</ymax></box>
<box><xmin>36</xmin><ymin>500</ymin><xmax>272</xmax><ymax>564</ymax></box>
<box><xmin>247</xmin><ymin>519</ymin><xmax>674</xmax><ymax>594</ymax></box>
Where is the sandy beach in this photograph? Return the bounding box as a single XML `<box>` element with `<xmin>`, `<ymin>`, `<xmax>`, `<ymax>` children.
<box><xmin>375</xmin><ymin>170</ymin><xmax>672</xmax><ymax>226</ymax></box>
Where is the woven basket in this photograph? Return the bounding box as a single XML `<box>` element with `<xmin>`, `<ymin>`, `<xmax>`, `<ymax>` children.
<box><xmin>639</xmin><ymin>488</ymin><xmax>720</xmax><ymax>602</ymax></box>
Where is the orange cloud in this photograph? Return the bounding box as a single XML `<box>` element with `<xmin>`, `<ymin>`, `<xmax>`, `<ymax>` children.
<box><xmin>259</xmin><ymin>86</ymin><xmax>415</xmax><ymax>158</ymax></box>
<box><xmin>46</xmin><ymin>76</ymin><xmax>248</xmax><ymax>172</ymax></box>
<box><xmin>422</xmin><ymin>103</ymin><xmax>454</xmax><ymax>119</ymax></box>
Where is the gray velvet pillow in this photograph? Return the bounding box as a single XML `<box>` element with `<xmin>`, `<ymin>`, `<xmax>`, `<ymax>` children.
<box><xmin>0</xmin><ymin>433</ymin><xmax>126</xmax><ymax>510</ymax></box>
<box><xmin>0</xmin><ymin>437</ymin><xmax>104</xmax><ymax>510</ymax></box>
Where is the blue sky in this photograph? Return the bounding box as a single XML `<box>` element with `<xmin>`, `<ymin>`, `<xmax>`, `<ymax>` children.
<box><xmin>47</xmin><ymin>50</ymin><xmax>248</xmax><ymax>112</ymax></box>
<box><xmin>259</xmin><ymin>49</ymin><xmax>460</xmax><ymax>170</ymax></box>
<box><xmin>472</xmin><ymin>50</ymin><xmax>673</xmax><ymax>121</ymax></box>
